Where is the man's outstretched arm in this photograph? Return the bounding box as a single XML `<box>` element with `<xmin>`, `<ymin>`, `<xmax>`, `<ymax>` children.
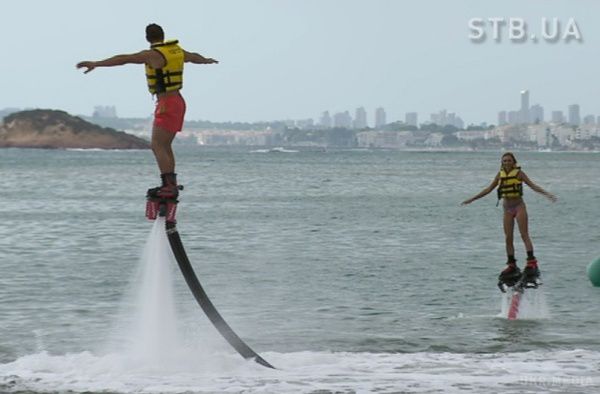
<box><xmin>77</xmin><ymin>50</ymin><xmax>156</xmax><ymax>74</ymax></box>
<box><xmin>184</xmin><ymin>50</ymin><xmax>218</xmax><ymax>64</ymax></box>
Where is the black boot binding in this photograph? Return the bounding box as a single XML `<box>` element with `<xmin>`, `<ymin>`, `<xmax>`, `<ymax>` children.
<box><xmin>497</xmin><ymin>261</ymin><xmax>522</xmax><ymax>292</ymax></box>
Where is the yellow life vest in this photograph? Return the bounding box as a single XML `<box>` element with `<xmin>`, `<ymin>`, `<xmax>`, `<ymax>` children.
<box><xmin>145</xmin><ymin>40</ymin><xmax>184</xmax><ymax>94</ymax></box>
<box><xmin>497</xmin><ymin>167</ymin><xmax>523</xmax><ymax>199</ymax></box>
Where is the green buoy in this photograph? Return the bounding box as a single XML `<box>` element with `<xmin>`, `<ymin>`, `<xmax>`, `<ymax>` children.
<box><xmin>587</xmin><ymin>257</ymin><xmax>600</xmax><ymax>287</ymax></box>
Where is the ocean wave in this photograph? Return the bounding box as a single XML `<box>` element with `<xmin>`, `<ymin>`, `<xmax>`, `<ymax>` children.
<box><xmin>250</xmin><ymin>147</ymin><xmax>299</xmax><ymax>153</ymax></box>
<box><xmin>1</xmin><ymin>349</ymin><xmax>599</xmax><ymax>393</ymax></box>
<box><xmin>65</xmin><ymin>148</ymin><xmax>146</xmax><ymax>152</ymax></box>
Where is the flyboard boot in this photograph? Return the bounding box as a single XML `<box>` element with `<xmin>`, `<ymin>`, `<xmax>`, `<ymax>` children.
<box><xmin>523</xmin><ymin>257</ymin><xmax>541</xmax><ymax>288</ymax></box>
<box><xmin>497</xmin><ymin>259</ymin><xmax>521</xmax><ymax>292</ymax></box>
<box><xmin>145</xmin><ymin>172</ymin><xmax>184</xmax><ymax>224</ymax></box>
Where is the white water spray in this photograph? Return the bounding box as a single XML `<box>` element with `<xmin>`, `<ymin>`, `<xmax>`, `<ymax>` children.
<box><xmin>107</xmin><ymin>218</ymin><xmax>180</xmax><ymax>364</ymax></box>
<box><xmin>132</xmin><ymin>218</ymin><xmax>179</xmax><ymax>360</ymax></box>
<box><xmin>500</xmin><ymin>289</ymin><xmax>550</xmax><ymax>319</ymax></box>
<box><xmin>101</xmin><ymin>218</ymin><xmax>248</xmax><ymax>374</ymax></box>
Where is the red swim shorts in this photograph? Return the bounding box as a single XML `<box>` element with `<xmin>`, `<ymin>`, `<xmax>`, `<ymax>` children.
<box><xmin>153</xmin><ymin>93</ymin><xmax>186</xmax><ymax>133</ymax></box>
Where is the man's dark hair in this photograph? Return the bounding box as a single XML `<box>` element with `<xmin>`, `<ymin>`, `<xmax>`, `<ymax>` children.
<box><xmin>146</xmin><ymin>23</ymin><xmax>164</xmax><ymax>43</ymax></box>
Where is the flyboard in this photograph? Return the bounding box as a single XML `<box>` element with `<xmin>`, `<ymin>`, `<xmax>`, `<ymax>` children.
<box><xmin>145</xmin><ymin>186</ymin><xmax>275</xmax><ymax>369</ymax></box>
<box><xmin>497</xmin><ymin>270</ymin><xmax>541</xmax><ymax>320</ymax></box>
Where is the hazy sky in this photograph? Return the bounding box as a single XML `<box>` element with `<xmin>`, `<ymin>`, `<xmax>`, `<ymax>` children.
<box><xmin>2</xmin><ymin>0</ymin><xmax>598</xmax><ymax>124</ymax></box>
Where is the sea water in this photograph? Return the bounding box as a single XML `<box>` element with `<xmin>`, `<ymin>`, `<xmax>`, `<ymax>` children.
<box><xmin>1</xmin><ymin>147</ymin><xmax>599</xmax><ymax>393</ymax></box>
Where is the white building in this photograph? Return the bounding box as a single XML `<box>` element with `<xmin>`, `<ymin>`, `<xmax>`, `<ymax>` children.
<box><xmin>356</xmin><ymin>130</ymin><xmax>415</xmax><ymax>148</ymax></box>
<box><xmin>424</xmin><ymin>132</ymin><xmax>444</xmax><ymax>147</ymax></box>
<box><xmin>527</xmin><ymin>124</ymin><xmax>550</xmax><ymax>147</ymax></box>
<box><xmin>553</xmin><ymin>125</ymin><xmax>576</xmax><ymax>145</ymax></box>
<box><xmin>456</xmin><ymin>130</ymin><xmax>489</xmax><ymax>141</ymax></box>
<box><xmin>576</xmin><ymin>125</ymin><xmax>597</xmax><ymax>140</ymax></box>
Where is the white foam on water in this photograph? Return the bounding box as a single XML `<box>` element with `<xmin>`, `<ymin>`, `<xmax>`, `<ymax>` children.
<box><xmin>1</xmin><ymin>349</ymin><xmax>600</xmax><ymax>393</ymax></box>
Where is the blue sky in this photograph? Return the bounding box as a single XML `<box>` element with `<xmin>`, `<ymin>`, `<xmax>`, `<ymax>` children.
<box><xmin>2</xmin><ymin>0</ymin><xmax>598</xmax><ymax>124</ymax></box>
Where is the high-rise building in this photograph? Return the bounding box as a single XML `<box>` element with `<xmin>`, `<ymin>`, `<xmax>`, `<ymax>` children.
<box><xmin>451</xmin><ymin>114</ymin><xmax>465</xmax><ymax>129</ymax></box>
<box><xmin>430</xmin><ymin>109</ymin><xmax>463</xmax><ymax>128</ymax></box>
<box><xmin>568</xmin><ymin>104</ymin><xmax>581</xmax><ymax>126</ymax></box>
<box><xmin>551</xmin><ymin>111</ymin><xmax>565</xmax><ymax>123</ymax></box>
<box><xmin>498</xmin><ymin>111</ymin><xmax>507</xmax><ymax>126</ymax></box>
<box><xmin>296</xmin><ymin>119</ymin><xmax>315</xmax><ymax>129</ymax></box>
<box><xmin>508</xmin><ymin>111</ymin><xmax>519</xmax><ymax>125</ymax></box>
<box><xmin>529</xmin><ymin>104</ymin><xmax>544</xmax><ymax>124</ymax></box>
<box><xmin>431</xmin><ymin>109</ymin><xmax>447</xmax><ymax>126</ymax></box>
<box><xmin>520</xmin><ymin>90</ymin><xmax>530</xmax><ymax>124</ymax></box>
<box><xmin>583</xmin><ymin>115</ymin><xmax>596</xmax><ymax>125</ymax></box>
<box><xmin>333</xmin><ymin>111</ymin><xmax>352</xmax><ymax>128</ymax></box>
<box><xmin>405</xmin><ymin>112</ymin><xmax>418</xmax><ymax>127</ymax></box>
<box><xmin>93</xmin><ymin>105</ymin><xmax>117</xmax><ymax>118</ymax></box>
<box><xmin>319</xmin><ymin>111</ymin><xmax>332</xmax><ymax>129</ymax></box>
<box><xmin>353</xmin><ymin>107</ymin><xmax>368</xmax><ymax>129</ymax></box>
<box><xmin>375</xmin><ymin>107</ymin><xmax>386</xmax><ymax>129</ymax></box>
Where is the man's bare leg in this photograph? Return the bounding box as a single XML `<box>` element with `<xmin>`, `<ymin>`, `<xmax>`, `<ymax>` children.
<box><xmin>151</xmin><ymin>126</ymin><xmax>177</xmax><ymax>174</ymax></box>
<box><xmin>150</xmin><ymin>126</ymin><xmax>179</xmax><ymax>198</ymax></box>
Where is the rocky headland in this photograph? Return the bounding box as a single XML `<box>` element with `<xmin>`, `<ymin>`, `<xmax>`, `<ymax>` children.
<box><xmin>0</xmin><ymin>109</ymin><xmax>150</xmax><ymax>149</ymax></box>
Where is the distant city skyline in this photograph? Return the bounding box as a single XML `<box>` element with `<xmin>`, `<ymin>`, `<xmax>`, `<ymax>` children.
<box><xmin>58</xmin><ymin>87</ymin><xmax>600</xmax><ymax>130</ymax></box>
<box><xmin>284</xmin><ymin>88</ymin><xmax>594</xmax><ymax>130</ymax></box>
<box><xmin>3</xmin><ymin>85</ymin><xmax>597</xmax><ymax>131</ymax></box>
<box><xmin>497</xmin><ymin>89</ymin><xmax>595</xmax><ymax>127</ymax></box>
<box><xmin>45</xmin><ymin>90</ymin><xmax>594</xmax><ymax>128</ymax></box>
